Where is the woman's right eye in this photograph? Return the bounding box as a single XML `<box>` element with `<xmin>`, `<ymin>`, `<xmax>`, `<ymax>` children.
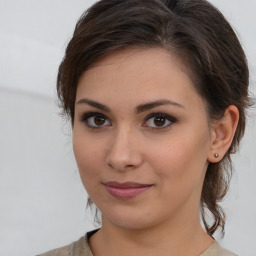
<box><xmin>81</xmin><ymin>113</ymin><xmax>111</xmax><ymax>129</ymax></box>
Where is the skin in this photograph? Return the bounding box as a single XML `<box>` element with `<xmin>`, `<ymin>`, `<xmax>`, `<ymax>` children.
<box><xmin>73</xmin><ymin>48</ymin><xmax>239</xmax><ymax>256</ymax></box>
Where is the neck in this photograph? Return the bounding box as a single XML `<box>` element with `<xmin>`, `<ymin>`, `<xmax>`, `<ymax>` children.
<box><xmin>89</xmin><ymin>214</ymin><xmax>214</xmax><ymax>256</ymax></box>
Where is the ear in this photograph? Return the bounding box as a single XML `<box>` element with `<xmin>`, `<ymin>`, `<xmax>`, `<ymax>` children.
<box><xmin>207</xmin><ymin>105</ymin><xmax>239</xmax><ymax>163</ymax></box>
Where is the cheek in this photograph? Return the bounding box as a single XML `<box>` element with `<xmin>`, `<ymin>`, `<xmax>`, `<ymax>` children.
<box><xmin>73</xmin><ymin>132</ymin><xmax>103</xmax><ymax>189</ymax></box>
<box><xmin>145</xmin><ymin>128</ymin><xmax>210</xmax><ymax>186</ymax></box>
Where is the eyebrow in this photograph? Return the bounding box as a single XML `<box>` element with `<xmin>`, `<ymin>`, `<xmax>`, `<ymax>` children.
<box><xmin>76</xmin><ymin>98</ymin><xmax>111</xmax><ymax>112</ymax></box>
<box><xmin>136</xmin><ymin>99</ymin><xmax>184</xmax><ymax>113</ymax></box>
<box><xmin>76</xmin><ymin>98</ymin><xmax>185</xmax><ymax>113</ymax></box>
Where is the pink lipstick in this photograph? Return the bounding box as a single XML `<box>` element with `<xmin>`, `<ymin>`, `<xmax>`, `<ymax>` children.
<box><xmin>104</xmin><ymin>181</ymin><xmax>152</xmax><ymax>199</ymax></box>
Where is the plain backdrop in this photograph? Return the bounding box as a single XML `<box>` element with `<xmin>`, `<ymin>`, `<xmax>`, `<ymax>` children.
<box><xmin>0</xmin><ymin>1</ymin><xmax>255</xmax><ymax>255</ymax></box>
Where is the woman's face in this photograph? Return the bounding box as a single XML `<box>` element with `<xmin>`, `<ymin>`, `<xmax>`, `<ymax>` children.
<box><xmin>73</xmin><ymin>48</ymin><xmax>214</xmax><ymax>230</ymax></box>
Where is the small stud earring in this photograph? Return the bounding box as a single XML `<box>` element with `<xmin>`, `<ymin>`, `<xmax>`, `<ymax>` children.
<box><xmin>214</xmin><ymin>153</ymin><xmax>219</xmax><ymax>158</ymax></box>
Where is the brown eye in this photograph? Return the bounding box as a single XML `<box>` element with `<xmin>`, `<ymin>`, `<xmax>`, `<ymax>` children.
<box><xmin>81</xmin><ymin>113</ymin><xmax>111</xmax><ymax>129</ymax></box>
<box><xmin>94</xmin><ymin>116</ymin><xmax>106</xmax><ymax>126</ymax></box>
<box><xmin>143</xmin><ymin>113</ymin><xmax>176</xmax><ymax>129</ymax></box>
<box><xmin>154</xmin><ymin>117</ymin><xmax>166</xmax><ymax>126</ymax></box>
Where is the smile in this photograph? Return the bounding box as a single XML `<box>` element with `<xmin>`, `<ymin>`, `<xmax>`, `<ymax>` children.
<box><xmin>103</xmin><ymin>181</ymin><xmax>152</xmax><ymax>199</ymax></box>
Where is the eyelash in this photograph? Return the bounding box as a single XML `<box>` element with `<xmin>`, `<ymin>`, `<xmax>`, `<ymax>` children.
<box><xmin>80</xmin><ymin>112</ymin><xmax>177</xmax><ymax>130</ymax></box>
<box><xmin>143</xmin><ymin>113</ymin><xmax>177</xmax><ymax>129</ymax></box>
<box><xmin>80</xmin><ymin>112</ymin><xmax>111</xmax><ymax>130</ymax></box>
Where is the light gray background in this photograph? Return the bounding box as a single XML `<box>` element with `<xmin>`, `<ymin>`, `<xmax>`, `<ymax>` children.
<box><xmin>0</xmin><ymin>1</ymin><xmax>255</xmax><ymax>255</ymax></box>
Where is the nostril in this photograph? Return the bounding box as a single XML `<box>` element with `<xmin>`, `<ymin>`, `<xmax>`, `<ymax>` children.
<box><xmin>107</xmin><ymin>161</ymin><xmax>135</xmax><ymax>171</ymax></box>
<box><xmin>105</xmin><ymin>134</ymin><xmax>143</xmax><ymax>171</ymax></box>
<box><xmin>106</xmin><ymin>153</ymin><xmax>142</xmax><ymax>171</ymax></box>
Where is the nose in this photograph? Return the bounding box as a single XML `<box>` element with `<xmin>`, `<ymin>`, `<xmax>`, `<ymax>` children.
<box><xmin>105</xmin><ymin>127</ymin><xmax>143</xmax><ymax>171</ymax></box>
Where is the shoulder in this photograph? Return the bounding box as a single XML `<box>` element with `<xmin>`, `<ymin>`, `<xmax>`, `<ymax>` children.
<box><xmin>201</xmin><ymin>240</ymin><xmax>238</xmax><ymax>256</ymax></box>
<box><xmin>37</xmin><ymin>230</ymin><xmax>97</xmax><ymax>256</ymax></box>
<box><xmin>217</xmin><ymin>245</ymin><xmax>238</xmax><ymax>256</ymax></box>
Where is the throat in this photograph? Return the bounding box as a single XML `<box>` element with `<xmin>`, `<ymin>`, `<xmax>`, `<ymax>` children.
<box><xmin>88</xmin><ymin>224</ymin><xmax>214</xmax><ymax>256</ymax></box>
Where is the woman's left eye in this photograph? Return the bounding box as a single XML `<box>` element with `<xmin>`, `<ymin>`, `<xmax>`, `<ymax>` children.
<box><xmin>143</xmin><ymin>113</ymin><xmax>176</xmax><ymax>129</ymax></box>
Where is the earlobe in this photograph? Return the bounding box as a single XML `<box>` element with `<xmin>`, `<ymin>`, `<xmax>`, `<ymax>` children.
<box><xmin>207</xmin><ymin>105</ymin><xmax>239</xmax><ymax>163</ymax></box>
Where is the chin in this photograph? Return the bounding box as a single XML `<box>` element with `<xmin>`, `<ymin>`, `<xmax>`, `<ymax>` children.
<box><xmin>107</xmin><ymin>216</ymin><xmax>152</xmax><ymax>230</ymax></box>
<box><xmin>101</xmin><ymin>205</ymin><xmax>160</xmax><ymax>231</ymax></box>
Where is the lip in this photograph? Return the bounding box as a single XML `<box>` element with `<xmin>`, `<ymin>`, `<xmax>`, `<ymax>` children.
<box><xmin>103</xmin><ymin>181</ymin><xmax>152</xmax><ymax>199</ymax></box>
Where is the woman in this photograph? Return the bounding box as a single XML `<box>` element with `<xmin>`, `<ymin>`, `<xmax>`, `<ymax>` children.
<box><xmin>39</xmin><ymin>0</ymin><xmax>252</xmax><ymax>255</ymax></box>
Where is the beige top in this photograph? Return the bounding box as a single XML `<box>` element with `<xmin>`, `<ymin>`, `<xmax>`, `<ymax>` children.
<box><xmin>38</xmin><ymin>230</ymin><xmax>237</xmax><ymax>256</ymax></box>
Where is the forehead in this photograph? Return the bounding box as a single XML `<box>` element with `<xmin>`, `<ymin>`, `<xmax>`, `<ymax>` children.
<box><xmin>76</xmin><ymin>48</ymin><xmax>205</xmax><ymax>112</ymax></box>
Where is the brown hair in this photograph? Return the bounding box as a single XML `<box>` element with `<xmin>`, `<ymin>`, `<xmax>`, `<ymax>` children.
<box><xmin>57</xmin><ymin>0</ymin><xmax>252</xmax><ymax>236</ymax></box>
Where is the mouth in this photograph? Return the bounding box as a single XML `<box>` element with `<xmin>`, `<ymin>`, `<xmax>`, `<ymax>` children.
<box><xmin>103</xmin><ymin>181</ymin><xmax>152</xmax><ymax>199</ymax></box>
